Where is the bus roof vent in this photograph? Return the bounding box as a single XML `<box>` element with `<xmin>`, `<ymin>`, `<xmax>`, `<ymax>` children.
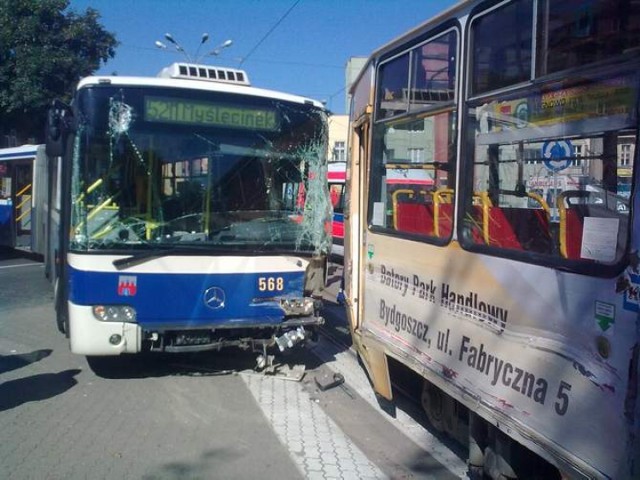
<box><xmin>157</xmin><ymin>63</ymin><xmax>251</xmax><ymax>86</ymax></box>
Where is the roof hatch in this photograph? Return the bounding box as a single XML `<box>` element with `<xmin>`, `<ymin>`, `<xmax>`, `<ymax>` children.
<box><xmin>157</xmin><ymin>63</ymin><xmax>250</xmax><ymax>86</ymax></box>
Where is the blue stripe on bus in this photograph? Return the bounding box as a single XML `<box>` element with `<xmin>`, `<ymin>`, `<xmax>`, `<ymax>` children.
<box><xmin>69</xmin><ymin>268</ymin><xmax>305</xmax><ymax>326</ymax></box>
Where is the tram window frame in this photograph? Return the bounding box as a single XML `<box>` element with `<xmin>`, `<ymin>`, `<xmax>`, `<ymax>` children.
<box><xmin>376</xmin><ymin>52</ymin><xmax>411</xmax><ymax>120</ymax></box>
<box><xmin>469</xmin><ymin>0</ymin><xmax>534</xmax><ymax>96</ymax></box>
<box><xmin>369</xmin><ymin>27</ymin><xmax>459</xmax><ymax>244</ymax></box>
<box><xmin>536</xmin><ymin>0</ymin><xmax>640</xmax><ymax>77</ymax></box>
<box><xmin>460</xmin><ymin>0</ymin><xmax>636</xmax><ymax>277</ymax></box>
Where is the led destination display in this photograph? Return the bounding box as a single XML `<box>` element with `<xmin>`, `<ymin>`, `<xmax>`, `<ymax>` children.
<box><xmin>144</xmin><ymin>97</ymin><xmax>279</xmax><ymax>131</ymax></box>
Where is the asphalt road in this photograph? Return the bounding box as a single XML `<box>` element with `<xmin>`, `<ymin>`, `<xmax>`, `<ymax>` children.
<box><xmin>0</xmin><ymin>248</ymin><xmax>466</xmax><ymax>480</ymax></box>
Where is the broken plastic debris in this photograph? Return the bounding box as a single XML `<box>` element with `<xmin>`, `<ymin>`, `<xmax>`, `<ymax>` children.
<box><xmin>314</xmin><ymin>372</ymin><xmax>345</xmax><ymax>391</ymax></box>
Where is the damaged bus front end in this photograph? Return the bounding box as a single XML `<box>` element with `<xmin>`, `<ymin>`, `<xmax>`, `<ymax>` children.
<box><xmin>47</xmin><ymin>63</ymin><xmax>332</xmax><ymax>371</ymax></box>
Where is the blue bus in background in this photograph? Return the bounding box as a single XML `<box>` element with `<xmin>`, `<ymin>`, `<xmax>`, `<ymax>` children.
<box><xmin>0</xmin><ymin>144</ymin><xmax>48</xmax><ymax>255</ymax></box>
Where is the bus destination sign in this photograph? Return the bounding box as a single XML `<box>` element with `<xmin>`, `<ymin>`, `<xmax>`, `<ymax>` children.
<box><xmin>144</xmin><ymin>97</ymin><xmax>279</xmax><ymax>131</ymax></box>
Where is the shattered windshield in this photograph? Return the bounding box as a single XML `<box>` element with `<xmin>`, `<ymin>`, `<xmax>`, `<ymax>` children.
<box><xmin>69</xmin><ymin>85</ymin><xmax>332</xmax><ymax>255</ymax></box>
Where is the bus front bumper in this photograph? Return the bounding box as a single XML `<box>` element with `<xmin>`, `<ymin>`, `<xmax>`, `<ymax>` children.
<box><xmin>69</xmin><ymin>304</ymin><xmax>142</xmax><ymax>355</ymax></box>
<box><xmin>68</xmin><ymin>303</ymin><xmax>324</xmax><ymax>356</ymax></box>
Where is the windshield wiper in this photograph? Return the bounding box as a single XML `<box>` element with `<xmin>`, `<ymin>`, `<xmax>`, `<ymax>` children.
<box><xmin>112</xmin><ymin>244</ymin><xmax>213</xmax><ymax>270</ymax></box>
<box><xmin>113</xmin><ymin>248</ymin><xmax>176</xmax><ymax>270</ymax></box>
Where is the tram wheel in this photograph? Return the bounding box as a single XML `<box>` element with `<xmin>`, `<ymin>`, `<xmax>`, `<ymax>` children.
<box><xmin>421</xmin><ymin>380</ymin><xmax>446</xmax><ymax>432</ymax></box>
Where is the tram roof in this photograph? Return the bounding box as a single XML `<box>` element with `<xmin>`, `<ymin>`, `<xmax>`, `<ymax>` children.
<box><xmin>349</xmin><ymin>0</ymin><xmax>470</xmax><ymax>96</ymax></box>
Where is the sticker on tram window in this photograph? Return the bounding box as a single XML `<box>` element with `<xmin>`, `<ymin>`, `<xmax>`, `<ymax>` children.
<box><xmin>594</xmin><ymin>301</ymin><xmax>615</xmax><ymax>333</ymax></box>
<box><xmin>258</xmin><ymin>276</ymin><xmax>284</xmax><ymax>292</ymax></box>
<box><xmin>622</xmin><ymin>271</ymin><xmax>640</xmax><ymax>313</ymax></box>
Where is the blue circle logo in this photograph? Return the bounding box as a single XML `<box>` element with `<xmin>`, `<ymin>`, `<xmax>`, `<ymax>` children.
<box><xmin>542</xmin><ymin>140</ymin><xmax>573</xmax><ymax>172</ymax></box>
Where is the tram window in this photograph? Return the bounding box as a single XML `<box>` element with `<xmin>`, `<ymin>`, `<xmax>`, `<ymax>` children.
<box><xmin>537</xmin><ymin>0</ymin><xmax>640</xmax><ymax>76</ymax></box>
<box><xmin>369</xmin><ymin>110</ymin><xmax>456</xmax><ymax>239</ymax></box>
<box><xmin>470</xmin><ymin>0</ymin><xmax>533</xmax><ymax>95</ymax></box>
<box><xmin>463</xmin><ymin>105</ymin><xmax>633</xmax><ymax>265</ymax></box>
<box><xmin>376</xmin><ymin>53</ymin><xmax>410</xmax><ymax>119</ymax></box>
<box><xmin>410</xmin><ymin>30</ymin><xmax>457</xmax><ymax>111</ymax></box>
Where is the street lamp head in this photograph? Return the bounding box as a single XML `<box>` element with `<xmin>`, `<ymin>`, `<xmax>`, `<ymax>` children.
<box><xmin>156</xmin><ymin>33</ymin><xmax>231</xmax><ymax>63</ymax></box>
<box><xmin>207</xmin><ymin>39</ymin><xmax>233</xmax><ymax>57</ymax></box>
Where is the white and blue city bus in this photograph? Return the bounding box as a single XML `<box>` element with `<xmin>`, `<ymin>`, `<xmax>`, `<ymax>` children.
<box><xmin>46</xmin><ymin>62</ymin><xmax>332</xmax><ymax>372</ymax></box>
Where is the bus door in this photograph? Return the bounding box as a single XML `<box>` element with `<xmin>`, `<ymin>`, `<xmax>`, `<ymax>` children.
<box><xmin>14</xmin><ymin>162</ymin><xmax>33</xmax><ymax>242</ymax></box>
<box><xmin>0</xmin><ymin>160</ymin><xmax>14</xmax><ymax>247</ymax></box>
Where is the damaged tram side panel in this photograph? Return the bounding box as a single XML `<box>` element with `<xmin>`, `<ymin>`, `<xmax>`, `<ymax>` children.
<box><xmin>346</xmin><ymin>1</ymin><xmax>640</xmax><ymax>479</ymax></box>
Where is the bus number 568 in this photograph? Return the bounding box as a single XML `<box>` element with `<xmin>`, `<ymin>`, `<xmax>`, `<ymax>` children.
<box><xmin>258</xmin><ymin>277</ymin><xmax>284</xmax><ymax>291</ymax></box>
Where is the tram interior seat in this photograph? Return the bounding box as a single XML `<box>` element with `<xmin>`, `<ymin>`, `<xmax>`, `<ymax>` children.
<box><xmin>393</xmin><ymin>188</ymin><xmax>453</xmax><ymax>238</ymax></box>
<box><xmin>488</xmin><ymin>207</ymin><xmax>552</xmax><ymax>252</ymax></box>
<box><xmin>393</xmin><ymin>189</ymin><xmax>553</xmax><ymax>250</ymax></box>
<box><xmin>561</xmin><ymin>206</ymin><xmax>584</xmax><ymax>259</ymax></box>
<box><xmin>433</xmin><ymin>189</ymin><xmax>454</xmax><ymax>238</ymax></box>
<box><xmin>486</xmin><ymin>206</ymin><xmax>524</xmax><ymax>249</ymax></box>
<box><xmin>393</xmin><ymin>189</ymin><xmax>434</xmax><ymax>235</ymax></box>
<box><xmin>470</xmin><ymin>191</ymin><xmax>552</xmax><ymax>253</ymax></box>
<box><xmin>395</xmin><ymin>201</ymin><xmax>435</xmax><ymax>235</ymax></box>
<box><xmin>435</xmin><ymin>203</ymin><xmax>454</xmax><ymax>237</ymax></box>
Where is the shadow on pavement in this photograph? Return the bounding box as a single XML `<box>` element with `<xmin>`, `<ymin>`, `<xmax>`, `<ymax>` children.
<box><xmin>0</xmin><ymin>369</ymin><xmax>81</xmax><ymax>411</ymax></box>
<box><xmin>0</xmin><ymin>246</ymin><xmax>43</xmax><ymax>262</ymax></box>
<box><xmin>320</xmin><ymin>300</ymin><xmax>352</xmax><ymax>348</ymax></box>
<box><xmin>141</xmin><ymin>448</ymin><xmax>240</xmax><ymax>480</ymax></box>
<box><xmin>0</xmin><ymin>349</ymin><xmax>52</xmax><ymax>374</ymax></box>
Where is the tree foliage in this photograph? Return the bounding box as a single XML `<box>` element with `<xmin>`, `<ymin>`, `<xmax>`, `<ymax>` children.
<box><xmin>0</xmin><ymin>0</ymin><xmax>118</xmax><ymax>143</ymax></box>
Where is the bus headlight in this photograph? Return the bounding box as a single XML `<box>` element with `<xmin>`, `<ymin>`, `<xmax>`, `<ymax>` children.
<box><xmin>92</xmin><ymin>305</ymin><xmax>137</xmax><ymax>323</ymax></box>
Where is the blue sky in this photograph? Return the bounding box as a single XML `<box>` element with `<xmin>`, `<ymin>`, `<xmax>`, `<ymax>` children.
<box><xmin>68</xmin><ymin>0</ymin><xmax>458</xmax><ymax>114</ymax></box>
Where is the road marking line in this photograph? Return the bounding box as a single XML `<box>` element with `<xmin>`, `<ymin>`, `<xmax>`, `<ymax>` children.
<box><xmin>0</xmin><ymin>263</ymin><xmax>43</xmax><ymax>270</ymax></box>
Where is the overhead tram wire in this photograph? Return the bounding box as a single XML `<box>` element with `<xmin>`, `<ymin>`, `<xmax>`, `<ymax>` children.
<box><xmin>238</xmin><ymin>0</ymin><xmax>301</xmax><ymax>66</ymax></box>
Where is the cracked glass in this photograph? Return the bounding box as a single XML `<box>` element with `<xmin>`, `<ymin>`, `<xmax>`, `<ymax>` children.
<box><xmin>69</xmin><ymin>86</ymin><xmax>331</xmax><ymax>255</ymax></box>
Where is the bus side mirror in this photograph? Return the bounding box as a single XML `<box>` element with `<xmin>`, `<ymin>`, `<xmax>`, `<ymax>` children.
<box><xmin>45</xmin><ymin>100</ymin><xmax>74</xmax><ymax>157</ymax></box>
